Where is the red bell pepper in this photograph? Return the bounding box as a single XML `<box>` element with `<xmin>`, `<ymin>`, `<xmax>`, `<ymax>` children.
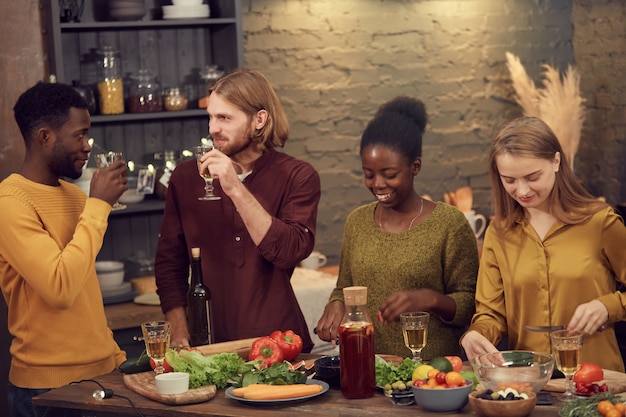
<box><xmin>269</xmin><ymin>330</ymin><xmax>303</xmax><ymax>361</ymax></box>
<box><xmin>248</xmin><ymin>336</ymin><xmax>285</xmax><ymax>367</ymax></box>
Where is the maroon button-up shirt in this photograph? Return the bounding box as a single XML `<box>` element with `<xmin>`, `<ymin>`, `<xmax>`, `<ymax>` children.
<box><xmin>155</xmin><ymin>149</ymin><xmax>321</xmax><ymax>352</ymax></box>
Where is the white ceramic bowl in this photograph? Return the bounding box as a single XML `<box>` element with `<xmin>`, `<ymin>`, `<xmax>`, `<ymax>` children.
<box><xmin>95</xmin><ymin>261</ymin><xmax>125</xmax><ymax>289</ymax></box>
<box><xmin>172</xmin><ymin>0</ymin><xmax>204</xmax><ymax>6</ymax></box>
<box><xmin>155</xmin><ymin>372</ymin><xmax>189</xmax><ymax>395</ymax></box>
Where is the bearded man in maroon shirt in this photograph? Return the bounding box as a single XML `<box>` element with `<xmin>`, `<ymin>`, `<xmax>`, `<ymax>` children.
<box><xmin>155</xmin><ymin>68</ymin><xmax>321</xmax><ymax>353</ymax></box>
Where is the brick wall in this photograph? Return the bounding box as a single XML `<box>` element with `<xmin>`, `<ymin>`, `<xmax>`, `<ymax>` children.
<box><xmin>242</xmin><ymin>0</ymin><xmax>626</xmax><ymax>263</ymax></box>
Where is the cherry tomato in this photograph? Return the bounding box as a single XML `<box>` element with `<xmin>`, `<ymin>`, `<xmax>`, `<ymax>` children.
<box><xmin>435</xmin><ymin>371</ymin><xmax>447</xmax><ymax>385</ymax></box>
<box><xmin>149</xmin><ymin>358</ymin><xmax>173</xmax><ymax>373</ymax></box>
<box><xmin>427</xmin><ymin>368</ymin><xmax>440</xmax><ymax>379</ymax></box>
<box><xmin>413</xmin><ymin>379</ymin><xmax>426</xmax><ymax>387</ymax></box>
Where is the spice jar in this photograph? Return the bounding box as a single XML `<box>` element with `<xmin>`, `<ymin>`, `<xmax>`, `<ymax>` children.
<box><xmin>198</xmin><ymin>65</ymin><xmax>224</xmax><ymax>108</ymax></box>
<box><xmin>96</xmin><ymin>46</ymin><xmax>124</xmax><ymax>115</ymax></box>
<box><xmin>163</xmin><ymin>87</ymin><xmax>188</xmax><ymax>111</ymax></box>
<box><xmin>128</xmin><ymin>69</ymin><xmax>162</xmax><ymax>113</ymax></box>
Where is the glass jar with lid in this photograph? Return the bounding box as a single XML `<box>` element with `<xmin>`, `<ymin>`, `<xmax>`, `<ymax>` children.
<box><xmin>163</xmin><ymin>87</ymin><xmax>188</xmax><ymax>111</ymax></box>
<box><xmin>127</xmin><ymin>69</ymin><xmax>163</xmax><ymax>113</ymax></box>
<box><xmin>96</xmin><ymin>46</ymin><xmax>124</xmax><ymax>115</ymax></box>
<box><xmin>198</xmin><ymin>65</ymin><xmax>224</xmax><ymax>108</ymax></box>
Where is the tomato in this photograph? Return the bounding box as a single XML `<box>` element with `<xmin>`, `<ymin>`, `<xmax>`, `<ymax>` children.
<box><xmin>149</xmin><ymin>358</ymin><xmax>173</xmax><ymax>373</ymax></box>
<box><xmin>435</xmin><ymin>371</ymin><xmax>447</xmax><ymax>385</ymax></box>
<box><xmin>413</xmin><ymin>379</ymin><xmax>426</xmax><ymax>387</ymax></box>
<box><xmin>444</xmin><ymin>356</ymin><xmax>463</xmax><ymax>373</ymax></box>
<box><xmin>574</xmin><ymin>362</ymin><xmax>604</xmax><ymax>383</ymax></box>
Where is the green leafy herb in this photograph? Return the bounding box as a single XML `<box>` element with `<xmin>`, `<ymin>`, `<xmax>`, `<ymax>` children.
<box><xmin>375</xmin><ymin>357</ymin><xmax>421</xmax><ymax>387</ymax></box>
<box><xmin>558</xmin><ymin>392</ymin><xmax>620</xmax><ymax>417</ymax></box>
<box><xmin>230</xmin><ymin>361</ymin><xmax>307</xmax><ymax>387</ymax></box>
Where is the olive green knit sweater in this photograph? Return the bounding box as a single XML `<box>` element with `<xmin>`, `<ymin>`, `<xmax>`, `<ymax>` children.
<box><xmin>329</xmin><ymin>202</ymin><xmax>479</xmax><ymax>359</ymax></box>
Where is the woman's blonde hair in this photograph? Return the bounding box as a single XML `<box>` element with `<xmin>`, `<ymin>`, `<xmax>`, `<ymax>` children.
<box><xmin>489</xmin><ymin>116</ymin><xmax>606</xmax><ymax>230</ymax></box>
<box><xmin>210</xmin><ymin>68</ymin><xmax>289</xmax><ymax>151</ymax></box>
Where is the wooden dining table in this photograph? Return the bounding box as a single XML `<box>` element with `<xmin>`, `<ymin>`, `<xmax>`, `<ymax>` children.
<box><xmin>33</xmin><ymin>369</ymin><xmax>564</xmax><ymax>417</ymax></box>
<box><xmin>32</xmin><ymin>338</ymin><xmax>566</xmax><ymax>416</ymax></box>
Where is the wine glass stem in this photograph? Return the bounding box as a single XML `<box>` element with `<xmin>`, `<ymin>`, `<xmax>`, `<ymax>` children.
<box><xmin>565</xmin><ymin>375</ymin><xmax>574</xmax><ymax>394</ymax></box>
<box><xmin>205</xmin><ymin>179</ymin><xmax>213</xmax><ymax>195</ymax></box>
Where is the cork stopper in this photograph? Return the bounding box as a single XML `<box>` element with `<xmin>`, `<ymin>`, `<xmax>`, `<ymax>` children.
<box><xmin>191</xmin><ymin>247</ymin><xmax>200</xmax><ymax>259</ymax></box>
<box><xmin>343</xmin><ymin>286</ymin><xmax>367</xmax><ymax>306</ymax></box>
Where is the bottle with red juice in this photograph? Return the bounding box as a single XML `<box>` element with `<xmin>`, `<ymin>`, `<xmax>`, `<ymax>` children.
<box><xmin>339</xmin><ymin>286</ymin><xmax>375</xmax><ymax>399</ymax></box>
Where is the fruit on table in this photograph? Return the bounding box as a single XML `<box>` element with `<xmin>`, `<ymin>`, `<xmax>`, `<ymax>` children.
<box><xmin>460</xmin><ymin>370</ymin><xmax>478</xmax><ymax>389</ymax></box>
<box><xmin>414</xmin><ymin>370</ymin><xmax>469</xmax><ymax>389</ymax></box>
<box><xmin>444</xmin><ymin>355</ymin><xmax>463</xmax><ymax>373</ymax></box>
<box><xmin>475</xmin><ymin>388</ymin><xmax>530</xmax><ymax>401</ymax></box>
<box><xmin>412</xmin><ymin>364</ymin><xmax>434</xmax><ymax>381</ymax></box>
<box><xmin>429</xmin><ymin>356</ymin><xmax>453</xmax><ymax>372</ymax></box>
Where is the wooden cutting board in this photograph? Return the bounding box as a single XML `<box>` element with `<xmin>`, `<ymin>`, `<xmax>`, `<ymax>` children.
<box><xmin>123</xmin><ymin>371</ymin><xmax>216</xmax><ymax>405</ymax></box>
<box><xmin>543</xmin><ymin>369</ymin><xmax>626</xmax><ymax>394</ymax></box>
<box><xmin>194</xmin><ymin>337</ymin><xmax>259</xmax><ymax>359</ymax></box>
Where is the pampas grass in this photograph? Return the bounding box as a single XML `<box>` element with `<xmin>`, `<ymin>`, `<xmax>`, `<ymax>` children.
<box><xmin>505</xmin><ymin>52</ymin><xmax>585</xmax><ymax>171</ymax></box>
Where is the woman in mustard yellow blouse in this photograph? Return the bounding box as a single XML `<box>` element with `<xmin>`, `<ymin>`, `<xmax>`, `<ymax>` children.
<box><xmin>461</xmin><ymin>116</ymin><xmax>626</xmax><ymax>371</ymax></box>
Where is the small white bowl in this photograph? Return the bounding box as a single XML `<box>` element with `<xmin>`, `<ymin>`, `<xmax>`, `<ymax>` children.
<box><xmin>95</xmin><ymin>261</ymin><xmax>125</xmax><ymax>289</ymax></box>
<box><xmin>172</xmin><ymin>0</ymin><xmax>204</xmax><ymax>6</ymax></box>
<box><xmin>155</xmin><ymin>372</ymin><xmax>189</xmax><ymax>395</ymax></box>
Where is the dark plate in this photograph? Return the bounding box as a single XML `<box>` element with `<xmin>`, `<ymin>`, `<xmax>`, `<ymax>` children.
<box><xmin>225</xmin><ymin>380</ymin><xmax>329</xmax><ymax>405</ymax></box>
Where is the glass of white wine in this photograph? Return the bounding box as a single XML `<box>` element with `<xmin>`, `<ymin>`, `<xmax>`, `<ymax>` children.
<box><xmin>550</xmin><ymin>329</ymin><xmax>584</xmax><ymax>402</ymax></box>
<box><xmin>94</xmin><ymin>151</ymin><xmax>127</xmax><ymax>210</ymax></box>
<box><xmin>194</xmin><ymin>144</ymin><xmax>221</xmax><ymax>201</ymax></box>
<box><xmin>141</xmin><ymin>320</ymin><xmax>171</xmax><ymax>375</ymax></box>
<box><xmin>400</xmin><ymin>311</ymin><xmax>429</xmax><ymax>362</ymax></box>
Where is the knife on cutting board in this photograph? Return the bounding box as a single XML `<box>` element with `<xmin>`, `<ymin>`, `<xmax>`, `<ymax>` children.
<box><xmin>524</xmin><ymin>324</ymin><xmax>606</xmax><ymax>332</ymax></box>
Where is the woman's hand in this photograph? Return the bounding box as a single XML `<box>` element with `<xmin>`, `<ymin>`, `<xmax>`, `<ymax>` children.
<box><xmin>378</xmin><ymin>289</ymin><xmax>456</xmax><ymax>323</ymax></box>
<box><xmin>316</xmin><ymin>300</ymin><xmax>344</xmax><ymax>344</ymax></box>
<box><xmin>460</xmin><ymin>330</ymin><xmax>498</xmax><ymax>360</ymax></box>
<box><xmin>567</xmin><ymin>299</ymin><xmax>609</xmax><ymax>335</ymax></box>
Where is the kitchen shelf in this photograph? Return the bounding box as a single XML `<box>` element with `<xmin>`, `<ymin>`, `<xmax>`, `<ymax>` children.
<box><xmin>44</xmin><ymin>0</ymin><xmax>242</xmax><ymax>262</ymax></box>
<box><xmin>91</xmin><ymin>109</ymin><xmax>207</xmax><ymax>124</ymax></box>
<box><xmin>110</xmin><ymin>199</ymin><xmax>165</xmax><ymax>216</ymax></box>
<box><xmin>59</xmin><ymin>18</ymin><xmax>237</xmax><ymax>31</ymax></box>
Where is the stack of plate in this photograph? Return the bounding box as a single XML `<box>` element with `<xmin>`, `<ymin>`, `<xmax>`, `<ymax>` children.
<box><xmin>102</xmin><ymin>282</ymin><xmax>135</xmax><ymax>304</ymax></box>
<box><xmin>162</xmin><ymin>4</ymin><xmax>210</xmax><ymax>19</ymax></box>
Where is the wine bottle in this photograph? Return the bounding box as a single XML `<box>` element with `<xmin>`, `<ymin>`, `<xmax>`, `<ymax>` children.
<box><xmin>187</xmin><ymin>247</ymin><xmax>212</xmax><ymax>346</ymax></box>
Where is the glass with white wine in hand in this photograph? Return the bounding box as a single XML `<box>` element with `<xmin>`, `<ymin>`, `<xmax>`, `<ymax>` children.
<box><xmin>195</xmin><ymin>144</ymin><xmax>221</xmax><ymax>201</ymax></box>
<box><xmin>550</xmin><ymin>329</ymin><xmax>583</xmax><ymax>402</ymax></box>
<box><xmin>400</xmin><ymin>311</ymin><xmax>429</xmax><ymax>361</ymax></box>
<box><xmin>94</xmin><ymin>151</ymin><xmax>127</xmax><ymax>210</ymax></box>
<box><xmin>141</xmin><ymin>321</ymin><xmax>171</xmax><ymax>375</ymax></box>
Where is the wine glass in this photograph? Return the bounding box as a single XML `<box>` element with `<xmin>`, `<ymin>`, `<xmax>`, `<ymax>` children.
<box><xmin>141</xmin><ymin>321</ymin><xmax>171</xmax><ymax>375</ymax></box>
<box><xmin>550</xmin><ymin>329</ymin><xmax>583</xmax><ymax>402</ymax></box>
<box><xmin>194</xmin><ymin>144</ymin><xmax>221</xmax><ymax>201</ymax></box>
<box><xmin>400</xmin><ymin>311</ymin><xmax>429</xmax><ymax>361</ymax></box>
<box><xmin>94</xmin><ymin>151</ymin><xmax>127</xmax><ymax>210</ymax></box>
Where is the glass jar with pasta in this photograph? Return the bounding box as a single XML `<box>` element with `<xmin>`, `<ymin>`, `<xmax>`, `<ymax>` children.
<box><xmin>96</xmin><ymin>46</ymin><xmax>124</xmax><ymax>115</ymax></box>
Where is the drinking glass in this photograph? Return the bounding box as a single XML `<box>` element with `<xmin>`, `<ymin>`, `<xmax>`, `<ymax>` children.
<box><xmin>141</xmin><ymin>321</ymin><xmax>171</xmax><ymax>375</ymax></box>
<box><xmin>550</xmin><ymin>329</ymin><xmax>583</xmax><ymax>402</ymax></box>
<box><xmin>194</xmin><ymin>144</ymin><xmax>221</xmax><ymax>201</ymax></box>
<box><xmin>94</xmin><ymin>151</ymin><xmax>127</xmax><ymax>210</ymax></box>
<box><xmin>400</xmin><ymin>311</ymin><xmax>429</xmax><ymax>361</ymax></box>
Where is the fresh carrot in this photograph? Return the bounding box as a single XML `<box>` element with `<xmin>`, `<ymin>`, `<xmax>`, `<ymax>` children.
<box><xmin>231</xmin><ymin>383</ymin><xmax>323</xmax><ymax>400</ymax></box>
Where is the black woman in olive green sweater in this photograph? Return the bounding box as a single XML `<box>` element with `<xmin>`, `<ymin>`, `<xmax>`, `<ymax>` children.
<box><xmin>316</xmin><ymin>97</ymin><xmax>479</xmax><ymax>359</ymax></box>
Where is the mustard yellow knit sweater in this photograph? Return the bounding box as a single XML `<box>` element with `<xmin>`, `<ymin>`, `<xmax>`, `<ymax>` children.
<box><xmin>0</xmin><ymin>174</ymin><xmax>125</xmax><ymax>388</ymax></box>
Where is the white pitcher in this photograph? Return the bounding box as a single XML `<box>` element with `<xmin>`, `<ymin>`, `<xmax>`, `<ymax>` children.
<box><xmin>463</xmin><ymin>210</ymin><xmax>486</xmax><ymax>239</ymax></box>
<box><xmin>300</xmin><ymin>251</ymin><xmax>327</xmax><ymax>270</ymax></box>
